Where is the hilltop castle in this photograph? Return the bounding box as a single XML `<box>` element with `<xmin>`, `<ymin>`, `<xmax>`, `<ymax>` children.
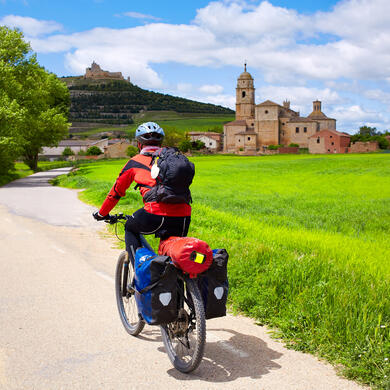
<box><xmin>223</xmin><ymin>66</ymin><xmax>336</xmax><ymax>154</ymax></box>
<box><xmin>84</xmin><ymin>61</ymin><xmax>130</xmax><ymax>82</ymax></box>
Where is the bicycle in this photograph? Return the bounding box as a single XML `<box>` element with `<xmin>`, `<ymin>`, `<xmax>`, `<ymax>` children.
<box><xmin>106</xmin><ymin>213</ymin><xmax>206</xmax><ymax>373</ymax></box>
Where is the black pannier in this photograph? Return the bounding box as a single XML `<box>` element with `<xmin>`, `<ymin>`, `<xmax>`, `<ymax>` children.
<box><xmin>134</xmin><ymin>248</ymin><xmax>178</xmax><ymax>325</ymax></box>
<box><xmin>197</xmin><ymin>249</ymin><xmax>229</xmax><ymax>319</ymax></box>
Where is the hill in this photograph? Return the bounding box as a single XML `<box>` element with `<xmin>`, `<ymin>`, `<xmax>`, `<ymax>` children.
<box><xmin>61</xmin><ymin>77</ymin><xmax>234</xmax><ymax>126</ymax></box>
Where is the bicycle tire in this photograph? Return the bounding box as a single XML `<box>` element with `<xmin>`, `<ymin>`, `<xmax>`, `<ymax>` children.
<box><xmin>115</xmin><ymin>251</ymin><xmax>145</xmax><ymax>336</ymax></box>
<box><xmin>160</xmin><ymin>278</ymin><xmax>206</xmax><ymax>373</ymax></box>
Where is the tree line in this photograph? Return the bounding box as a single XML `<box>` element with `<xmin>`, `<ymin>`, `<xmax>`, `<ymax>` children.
<box><xmin>0</xmin><ymin>27</ymin><xmax>69</xmax><ymax>174</ymax></box>
<box><xmin>351</xmin><ymin>126</ymin><xmax>390</xmax><ymax>149</ymax></box>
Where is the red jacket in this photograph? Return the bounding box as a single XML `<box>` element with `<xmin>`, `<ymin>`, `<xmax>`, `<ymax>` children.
<box><xmin>99</xmin><ymin>146</ymin><xmax>191</xmax><ymax>217</ymax></box>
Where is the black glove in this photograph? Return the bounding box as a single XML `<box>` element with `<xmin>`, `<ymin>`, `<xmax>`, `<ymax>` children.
<box><xmin>93</xmin><ymin>211</ymin><xmax>108</xmax><ymax>221</ymax></box>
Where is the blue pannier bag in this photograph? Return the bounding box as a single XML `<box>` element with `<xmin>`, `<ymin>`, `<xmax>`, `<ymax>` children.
<box><xmin>134</xmin><ymin>247</ymin><xmax>178</xmax><ymax>325</ymax></box>
<box><xmin>197</xmin><ymin>249</ymin><xmax>229</xmax><ymax>319</ymax></box>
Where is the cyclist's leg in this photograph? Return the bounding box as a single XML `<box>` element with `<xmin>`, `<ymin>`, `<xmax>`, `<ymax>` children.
<box><xmin>125</xmin><ymin>208</ymin><xmax>165</xmax><ymax>264</ymax></box>
<box><xmin>156</xmin><ymin>215</ymin><xmax>191</xmax><ymax>240</ymax></box>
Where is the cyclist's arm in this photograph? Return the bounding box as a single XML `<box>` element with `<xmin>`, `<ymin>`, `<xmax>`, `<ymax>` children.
<box><xmin>99</xmin><ymin>164</ymin><xmax>135</xmax><ymax>216</ymax></box>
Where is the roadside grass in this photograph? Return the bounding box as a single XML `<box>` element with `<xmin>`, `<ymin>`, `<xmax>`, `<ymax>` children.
<box><xmin>0</xmin><ymin>161</ymin><xmax>73</xmax><ymax>186</ymax></box>
<box><xmin>54</xmin><ymin>153</ymin><xmax>390</xmax><ymax>389</ymax></box>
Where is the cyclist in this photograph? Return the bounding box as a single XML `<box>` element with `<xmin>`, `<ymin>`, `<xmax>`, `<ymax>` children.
<box><xmin>93</xmin><ymin>122</ymin><xmax>191</xmax><ymax>264</ymax></box>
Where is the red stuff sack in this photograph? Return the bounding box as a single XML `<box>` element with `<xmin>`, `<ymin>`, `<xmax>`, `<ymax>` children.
<box><xmin>159</xmin><ymin>237</ymin><xmax>213</xmax><ymax>278</ymax></box>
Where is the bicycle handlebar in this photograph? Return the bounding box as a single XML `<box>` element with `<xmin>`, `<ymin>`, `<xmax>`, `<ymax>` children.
<box><xmin>103</xmin><ymin>213</ymin><xmax>128</xmax><ymax>224</ymax></box>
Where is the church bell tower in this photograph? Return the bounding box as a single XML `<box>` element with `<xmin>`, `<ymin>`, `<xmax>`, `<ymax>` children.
<box><xmin>236</xmin><ymin>63</ymin><xmax>255</xmax><ymax>121</ymax></box>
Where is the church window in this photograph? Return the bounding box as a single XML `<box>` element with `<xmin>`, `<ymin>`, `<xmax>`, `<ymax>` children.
<box><xmin>317</xmin><ymin>137</ymin><xmax>320</xmax><ymax>144</ymax></box>
<box><xmin>296</xmin><ymin>127</ymin><xmax>299</xmax><ymax>133</ymax></box>
<box><xmin>242</xmin><ymin>91</ymin><xmax>246</xmax><ymax>98</ymax></box>
<box><xmin>330</xmin><ymin>135</ymin><xmax>333</xmax><ymax>138</ymax></box>
<box><xmin>331</xmin><ymin>142</ymin><xmax>334</xmax><ymax>146</ymax></box>
<box><xmin>304</xmin><ymin>127</ymin><xmax>307</xmax><ymax>133</ymax></box>
<box><xmin>248</xmin><ymin>137</ymin><xmax>251</xmax><ymax>141</ymax></box>
<box><xmin>265</xmin><ymin>110</ymin><xmax>269</xmax><ymax>114</ymax></box>
<box><xmin>282</xmin><ymin>122</ymin><xmax>285</xmax><ymax>125</ymax></box>
<box><xmin>209</xmin><ymin>142</ymin><xmax>212</xmax><ymax>146</ymax></box>
<box><xmin>251</xmin><ymin>123</ymin><xmax>254</xmax><ymax>126</ymax></box>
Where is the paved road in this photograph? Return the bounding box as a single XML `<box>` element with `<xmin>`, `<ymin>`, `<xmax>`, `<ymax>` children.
<box><xmin>0</xmin><ymin>169</ymin><xmax>367</xmax><ymax>389</ymax></box>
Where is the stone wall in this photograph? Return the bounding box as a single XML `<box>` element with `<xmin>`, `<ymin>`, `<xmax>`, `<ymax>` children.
<box><xmin>349</xmin><ymin>141</ymin><xmax>378</xmax><ymax>153</ymax></box>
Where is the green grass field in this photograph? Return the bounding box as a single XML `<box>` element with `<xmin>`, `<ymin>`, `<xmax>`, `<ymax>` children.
<box><xmin>71</xmin><ymin>111</ymin><xmax>234</xmax><ymax>137</ymax></box>
<box><xmin>55</xmin><ymin>153</ymin><xmax>390</xmax><ymax>389</ymax></box>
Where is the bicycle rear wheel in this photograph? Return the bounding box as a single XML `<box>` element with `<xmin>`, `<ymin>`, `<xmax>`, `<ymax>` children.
<box><xmin>160</xmin><ymin>278</ymin><xmax>206</xmax><ymax>373</ymax></box>
<box><xmin>115</xmin><ymin>251</ymin><xmax>145</xmax><ymax>336</ymax></box>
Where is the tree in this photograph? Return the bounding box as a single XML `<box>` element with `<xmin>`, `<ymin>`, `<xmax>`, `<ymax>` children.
<box><xmin>86</xmin><ymin>146</ymin><xmax>103</xmax><ymax>155</ymax></box>
<box><xmin>163</xmin><ymin>131</ymin><xmax>185</xmax><ymax>147</ymax></box>
<box><xmin>0</xmin><ymin>26</ymin><xmax>70</xmax><ymax>172</ymax></box>
<box><xmin>62</xmin><ymin>147</ymin><xmax>74</xmax><ymax>157</ymax></box>
<box><xmin>358</xmin><ymin>126</ymin><xmax>377</xmax><ymax>137</ymax></box>
<box><xmin>126</xmin><ymin>145</ymin><xmax>138</xmax><ymax>157</ymax></box>
<box><xmin>178</xmin><ymin>140</ymin><xmax>191</xmax><ymax>153</ymax></box>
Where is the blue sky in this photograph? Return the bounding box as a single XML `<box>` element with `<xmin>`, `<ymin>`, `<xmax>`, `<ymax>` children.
<box><xmin>2</xmin><ymin>0</ymin><xmax>390</xmax><ymax>133</ymax></box>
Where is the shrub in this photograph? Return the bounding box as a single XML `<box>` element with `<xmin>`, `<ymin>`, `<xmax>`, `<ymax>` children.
<box><xmin>77</xmin><ymin>149</ymin><xmax>87</xmax><ymax>156</ymax></box>
<box><xmin>86</xmin><ymin>146</ymin><xmax>103</xmax><ymax>155</ymax></box>
<box><xmin>127</xmin><ymin>145</ymin><xmax>138</xmax><ymax>157</ymax></box>
<box><xmin>191</xmin><ymin>140</ymin><xmax>206</xmax><ymax>150</ymax></box>
<box><xmin>289</xmin><ymin>143</ymin><xmax>299</xmax><ymax>147</ymax></box>
<box><xmin>267</xmin><ymin>144</ymin><xmax>279</xmax><ymax>150</ymax></box>
<box><xmin>62</xmin><ymin>147</ymin><xmax>75</xmax><ymax>157</ymax></box>
<box><xmin>163</xmin><ymin>131</ymin><xmax>185</xmax><ymax>147</ymax></box>
<box><xmin>178</xmin><ymin>140</ymin><xmax>191</xmax><ymax>153</ymax></box>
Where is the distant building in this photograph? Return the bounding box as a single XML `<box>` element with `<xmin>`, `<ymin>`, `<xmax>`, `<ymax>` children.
<box><xmin>84</xmin><ymin>61</ymin><xmax>130</xmax><ymax>82</ymax></box>
<box><xmin>308</xmin><ymin>129</ymin><xmax>350</xmax><ymax>154</ymax></box>
<box><xmin>223</xmin><ymin>65</ymin><xmax>337</xmax><ymax>154</ymax></box>
<box><xmin>104</xmin><ymin>140</ymin><xmax>130</xmax><ymax>158</ymax></box>
<box><xmin>41</xmin><ymin>139</ymin><xmax>108</xmax><ymax>160</ymax></box>
<box><xmin>188</xmin><ymin>132</ymin><xmax>222</xmax><ymax>151</ymax></box>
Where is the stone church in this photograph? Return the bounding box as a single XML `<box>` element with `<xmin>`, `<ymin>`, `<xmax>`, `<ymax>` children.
<box><xmin>223</xmin><ymin>66</ymin><xmax>336</xmax><ymax>154</ymax></box>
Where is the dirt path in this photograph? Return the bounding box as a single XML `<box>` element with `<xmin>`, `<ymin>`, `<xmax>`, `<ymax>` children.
<box><xmin>0</xmin><ymin>170</ymin><xmax>367</xmax><ymax>389</ymax></box>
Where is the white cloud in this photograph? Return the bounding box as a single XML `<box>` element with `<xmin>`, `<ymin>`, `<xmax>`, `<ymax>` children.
<box><xmin>186</xmin><ymin>94</ymin><xmax>235</xmax><ymax>110</ymax></box>
<box><xmin>199</xmin><ymin>84</ymin><xmax>224</xmax><ymax>94</ymax></box>
<box><xmin>176</xmin><ymin>83</ymin><xmax>193</xmax><ymax>93</ymax></box>
<box><xmin>64</xmin><ymin>48</ymin><xmax>164</xmax><ymax>88</ymax></box>
<box><xmin>0</xmin><ymin>15</ymin><xmax>62</xmax><ymax>37</ymax></box>
<box><xmin>364</xmin><ymin>89</ymin><xmax>390</xmax><ymax>106</ymax></box>
<box><xmin>3</xmin><ymin>0</ymin><xmax>390</xmax><ymax>129</ymax></box>
<box><xmin>328</xmin><ymin>105</ymin><xmax>386</xmax><ymax>132</ymax></box>
<box><xmin>121</xmin><ymin>12</ymin><xmax>162</xmax><ymax>21</ymax></box>
<box><xmin>258</xmin><ymin>86</ymin><xmax>342</xmax><ymax>105</ymax></box>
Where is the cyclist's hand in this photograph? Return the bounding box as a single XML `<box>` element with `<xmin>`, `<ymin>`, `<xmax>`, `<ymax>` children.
<box><xmin>93</xmin><ymin>211</ymin><xmax>108</xmax><ymax>221</ymax></box>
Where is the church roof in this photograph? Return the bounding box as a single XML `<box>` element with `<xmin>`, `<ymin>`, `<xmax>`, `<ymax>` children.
<box><xmin>256</xmin><ymin>100</ymin><xmax>280</xmax><ymax>107</ymax></box>
<box><xmin>309</xmin><ymin>129</ymin><xmax>350</xmax><ymax>138</ymax></box>
<box><xmin>288</xmin><ymin>117</ymin><xmax>315</xmax><ymax>123</ymax></box>
<box><xmin>308</xmin><ymin>111</ymin><xmax>328</xmax><ymax>119</ymax></box>
<box><xmin>238</xmin><ymin>71</ymin><xmax>253</xmax><ymax>80</ymax></box>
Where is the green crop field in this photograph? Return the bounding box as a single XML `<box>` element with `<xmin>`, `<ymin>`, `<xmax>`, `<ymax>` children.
<box><xmin>71</xmin><ymin>111</ymin><xmax>234</xmax><ymax>137</ymax></box>
<box><xmin>54</xmin><ymin>153</ymin><xmax>390</xmax><ymax>389</ymax></box>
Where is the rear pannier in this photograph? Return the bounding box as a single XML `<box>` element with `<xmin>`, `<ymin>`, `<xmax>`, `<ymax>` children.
<box><xmin>134</xmin><ymin>247</ymin><xmax>178</xmax><ymax>325</ymax></box>
<box><xmin>197</xmin><ymin>249</ymin><xmax>229</xmax><ymax>319</ymax></box>
<box><xmin>158</xmin><ymin>236</ymin><xmax>213</xmax><ymax>278</ymax></box>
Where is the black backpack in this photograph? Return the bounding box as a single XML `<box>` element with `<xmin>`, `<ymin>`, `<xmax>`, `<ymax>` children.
<box><xmin>143</xmin><ymin>147</ymin><xmax>195</xmax><ymax>204</ymax></box>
